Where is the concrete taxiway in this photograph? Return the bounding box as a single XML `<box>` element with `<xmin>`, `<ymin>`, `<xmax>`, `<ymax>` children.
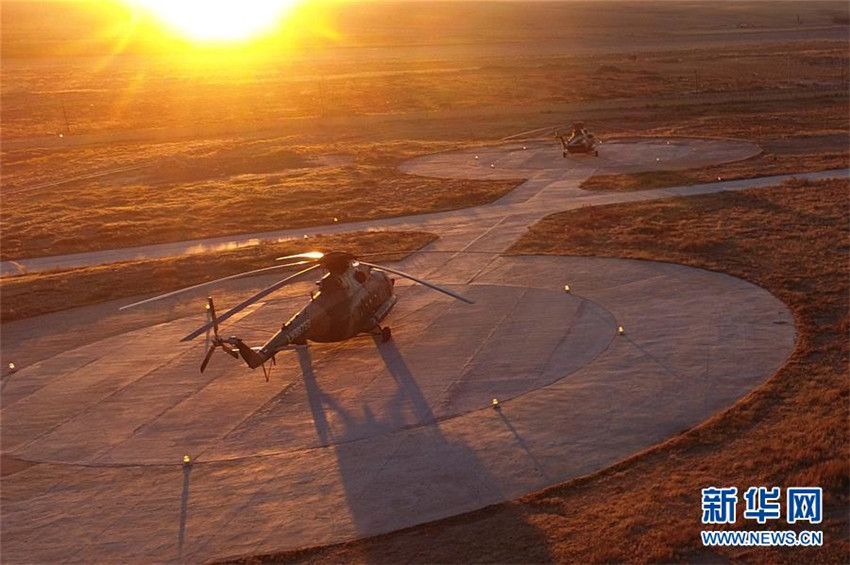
<box><xmin>1</xmin><ymin>137</ymin><xmax>822</xmax><ymax>562</ymax></box>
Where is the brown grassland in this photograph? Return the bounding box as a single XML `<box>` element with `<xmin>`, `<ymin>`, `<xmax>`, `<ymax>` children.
<box><xmin>237</xmin><ymin>178</ymin><xmax>849</xmax><ymax>563</ymax></box>
<box><xmin>0</xmin><ymin>230</ymin><xmax>435</xmax><ymax>322</ymax></box>
<box><xmin>3</xmin><ymin>3</ymin><xmax>848</xmax><ymax>140</ymax></box>
<box><xmin>3</xmin><ymin>96</ymin><xmax>847</xmax><ymax>261</ymax></box>
<box><xmin>2</xmin><ymin>3</ymin><xmax>847</xmax><ymax>261</ymax></box>
<box><xmin>0</xmin><ymin>141</ymin><xmax>516</xmax><ymax>261</ymax></box>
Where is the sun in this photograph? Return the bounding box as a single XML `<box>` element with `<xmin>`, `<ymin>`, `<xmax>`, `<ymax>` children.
<box><xmin>128</xmin><ymin>0</ymin><xmax>300</xmax><ymax>43</ymax></box>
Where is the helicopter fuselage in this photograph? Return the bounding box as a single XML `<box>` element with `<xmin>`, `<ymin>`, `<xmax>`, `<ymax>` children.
<box><xmin>239</xmin><ymin>264</ymin><xmax>396</xmax><ymax>367</ymax></box>
<box><xmin>556</xmin><ymin>125</ymin><xmax>598</xmax><ymax>156</ymax></box>
<box><xmin>298</xmin><ymin>265</ymin><xmax>395</xmax><ymax>343</ymax></box>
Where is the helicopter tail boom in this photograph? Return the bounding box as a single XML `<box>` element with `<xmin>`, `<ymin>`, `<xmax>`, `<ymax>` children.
<box><xmin>227</xmin><ymin>338</ymin><xmax>268</xmax><ymax>369</ymax></box>
<box><xmin>222</xmin><ymin>317</ymin><xmax>311</xmax><ymax>370</ymax></box>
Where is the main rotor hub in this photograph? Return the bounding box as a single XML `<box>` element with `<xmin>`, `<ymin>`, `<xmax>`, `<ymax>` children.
<box><xmin>320</xmin><ymin>251</ymin><xmax>356</xmax><ymax>275</ymax></box>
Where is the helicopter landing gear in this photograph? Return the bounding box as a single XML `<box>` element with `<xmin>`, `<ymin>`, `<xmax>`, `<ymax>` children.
<box><xmin>367</xmin><ymin>325</ymin><xmax>393</xmax><ymax>342</ymax></box>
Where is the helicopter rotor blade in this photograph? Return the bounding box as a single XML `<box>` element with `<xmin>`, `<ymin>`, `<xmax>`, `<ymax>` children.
<box><xmin>181</xmin><ymin>264</ymin><xmax>321</xmax><ymax>342</ymax></box>
<box><xmin>357</xmin><ymin>249</ymin><xmax>501</xmax><ymax>259</ymax></box>
<box><xmin>206</xmin><ymin>297</ymin><xmax>220</xmax><ymax>337</ymax></box>
<box><xmin>119</xmin><ymin>261</ymin><xmax>315</xmax><ymax>311</ymax></box>
<box><xmin>359</xmin><ymin>261</ymin><xmax>474</xmax><ymax>304</ymax></box>
<box><xmin>275</xmin><ymin>251</ymin><xmax>325</xmax><ymax>262</ymax></box>
<box><xmin>200</xmin><ymin>343</ymin><xmax>217</xmax><ymax>373</ymax></box>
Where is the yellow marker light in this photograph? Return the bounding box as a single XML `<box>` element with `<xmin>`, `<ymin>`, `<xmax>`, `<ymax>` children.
<box><xmin>618</xmin><ymin>326</ymin><xmax>625</xmax><ymax>335</ymax></box>
<box><xmin>490</xmin><ymin>164</ymin><xmax>495</xmax><ymax>168</ymax></box>
<box><xmin>474</xmin><ymin>155</ymin><xmax>479</xmax><ymax>160</ymax></box>
<box><xmin>492</xmin><ymin>398</ymin><xmax>500</xmax><ymax>408</ymax></box>
<box><xmin>183</xmin><ymin>455</ymin><xmax>191</xmax><ymax>465</ymax></box>
<box><xmin>205</xmin><ymin>302</ymin><xmax>211</xmax><ymax>310</ymax></box>
<box><xmin>564</xmin><ymin>284</ymin><xmax>570</xmax><ymax>293</ymax></box>
<box><xmin>333</xmin><ymin>217</ymin><xmax>339</xmax><ymax>222</ymax></box>
<box><xmin>8</xmin><ymin>362</ymin><xmax>16</xmax><ymax>371</ymax></box>
<box><xmin>59</xmin><ymin>133</ymin><xmax>64</xmax><ymax>138</ymax></box>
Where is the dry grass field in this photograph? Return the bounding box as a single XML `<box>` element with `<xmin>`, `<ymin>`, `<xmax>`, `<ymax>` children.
<box><xmin>240</xmin><ymin>178</ymin><xmax>848</xmax><ymax>564</ymax></box>
<box><xmin>0</xmin><ymin>230</ymin><xmax>435</xmax><ymax>321</ymax></box>
<box><xmin>0</xmin><ymin>139</ymin><xmax>515</xmax><ymax>260</ymax></box>
<box><xmin>2</xmin><ymin>2</ymin><xmax>847</xmax><ymax>261</ymax></box>
<box><xmin>2</xmin><ymin>3</ymin><xmax>848</xmax><ymax>139</ymax></box>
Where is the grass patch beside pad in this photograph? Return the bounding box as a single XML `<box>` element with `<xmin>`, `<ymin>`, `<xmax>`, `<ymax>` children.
<box><xmin>581</xmin><ymin>146</ymin><xmax>848</xmax><ymax>192</ymax></box>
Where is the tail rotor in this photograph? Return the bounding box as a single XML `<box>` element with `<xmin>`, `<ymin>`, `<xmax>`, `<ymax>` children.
<box><xmin>200</xmin><ymin>297</ymin><xmax>238</xmax><ymax>372</ymax></box>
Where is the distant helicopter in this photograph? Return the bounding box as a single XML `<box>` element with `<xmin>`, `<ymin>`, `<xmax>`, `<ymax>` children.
<box><xmin>121</xmin><ymin>251</ymin><xmax>473</xmax><ymax>376</ymax></box>
<box><xmin>555</xmin><ymin>123</ymin><xmax>599</xmax><ymax>157</ymax></box>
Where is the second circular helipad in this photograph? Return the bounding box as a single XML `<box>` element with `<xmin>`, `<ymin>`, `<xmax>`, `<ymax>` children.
<box><xmin>399</xmin><ymin>137</ymin><xmax>761</xmax><ymax>179</ymax></box>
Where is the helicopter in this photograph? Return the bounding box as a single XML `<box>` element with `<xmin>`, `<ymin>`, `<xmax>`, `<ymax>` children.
<box><xmin>120</xmin><ymin>250</ymin><xmax>474</xmax><ymax>376</ymax></box>
<box><xmin>555</xmin><ymin>122</ymin><xmax>599</xmax><ymax>157</ymax></box>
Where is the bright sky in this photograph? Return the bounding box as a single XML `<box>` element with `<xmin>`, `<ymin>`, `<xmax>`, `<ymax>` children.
<box><xmin>125</xmin><ymin>0</ymin><xmax>302</xmax><ymax>43</ymax></box>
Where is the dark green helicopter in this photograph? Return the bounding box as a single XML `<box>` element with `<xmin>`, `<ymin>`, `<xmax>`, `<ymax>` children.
<box><xmin>121</xmin><ymin>251</ymin><xmax>473</xmax><ymax>374</ymax></box>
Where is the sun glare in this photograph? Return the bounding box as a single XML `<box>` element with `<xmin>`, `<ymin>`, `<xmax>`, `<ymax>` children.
<box><xmin>127</xmin><ymin>1</ymin><xmax>300</xmax><ymax>43</ymax></box>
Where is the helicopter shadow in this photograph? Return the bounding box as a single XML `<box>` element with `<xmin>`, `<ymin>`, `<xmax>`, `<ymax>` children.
<box><xmin>296</xmin><ymin>346</ymin><xmax>383</xmax><ymax>446</ymax></box>
<box><xmin>293</xmin><ymin>339</ymin><xmax>553</xmax><ymax>561</ymax></box>
<box><xmin>370</xmin><ymin>336</ymin><xmax>436</xmax><ymax>426</ymax></box>
<box><xmin>296</xmin><ymin>347</ymin><xmax>332</xmax><ymax>447</ymax></box>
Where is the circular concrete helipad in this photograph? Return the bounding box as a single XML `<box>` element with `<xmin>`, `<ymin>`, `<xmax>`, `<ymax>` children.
<box><xmin>1</xmin><ymin>136</ymin><xmax>804</xmax><ymax>564</ymax></box>
<box><xmin>399</xmin><ymin>137</ymin><xmax>761</xmax><ymax>180</ymax></box>
<box><xmin>3</xmin><ymin>284</ymin><xmax>615</xmax><ymax>466</ymax></box>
